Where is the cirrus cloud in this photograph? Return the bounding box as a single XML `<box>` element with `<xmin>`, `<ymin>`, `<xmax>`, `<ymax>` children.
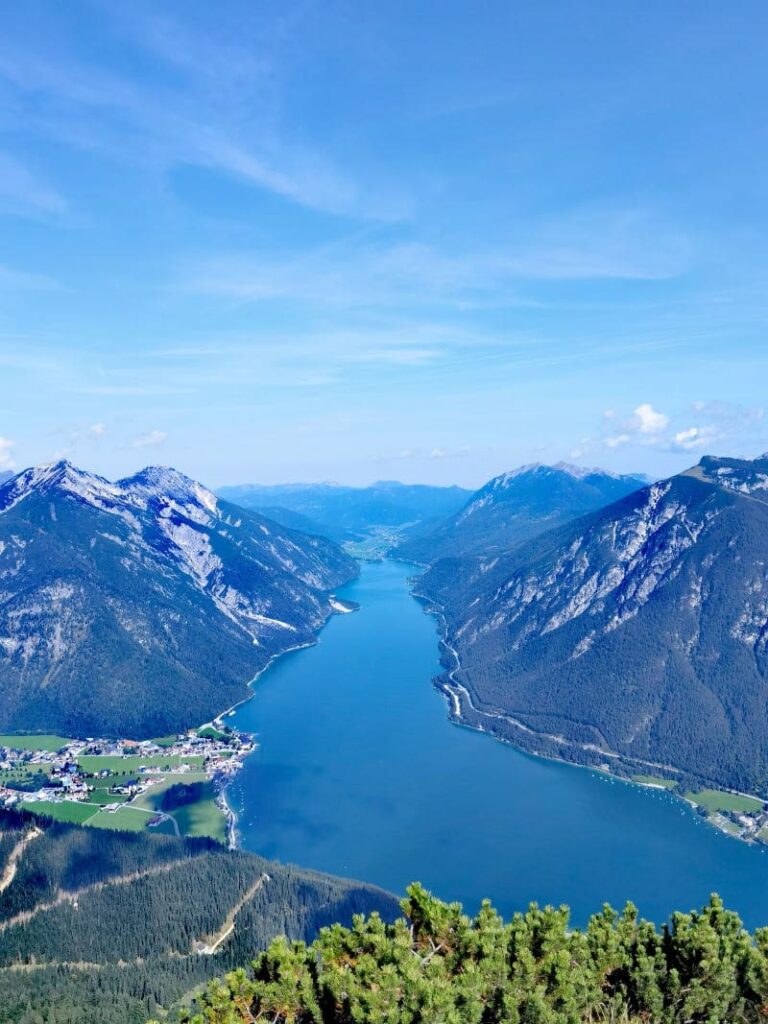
<box><xmin>131</xmin><ymin>429</ymin><xmax>167</xmax><ymax>448</ymax></box>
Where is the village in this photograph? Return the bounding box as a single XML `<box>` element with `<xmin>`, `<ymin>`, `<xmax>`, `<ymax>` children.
<box><xmin>0</xmin><ymin>722</ymin><xmax>255</xmax><ymax>843</ymax></box>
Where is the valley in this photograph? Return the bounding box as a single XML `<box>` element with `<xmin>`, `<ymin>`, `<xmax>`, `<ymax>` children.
<box><xmin>227</xmin><ymin>558</ymin><xmax>768</xmax><ymax>931</ymax></box>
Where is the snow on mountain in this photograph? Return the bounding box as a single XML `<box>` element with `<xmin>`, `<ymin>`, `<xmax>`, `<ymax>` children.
<box><xmin>397</xmin><ymin>463</ymin><xmax>647</xmax><ymax>564</ymax></box>
<box><xmin>417</xmin><ymin>454</ymin><xmax>768</xmax><ymax>793</ymax></box>
<box><xmin>0</xmin><ymin>461</ymin><xmax>357</xmax><ymax>738</ymax></box>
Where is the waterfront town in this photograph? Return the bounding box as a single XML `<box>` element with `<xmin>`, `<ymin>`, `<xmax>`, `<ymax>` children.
<box><xmin>0</xmin><ymin>723</ymin><xmax>254</xmax><ymax>845</ymax></box>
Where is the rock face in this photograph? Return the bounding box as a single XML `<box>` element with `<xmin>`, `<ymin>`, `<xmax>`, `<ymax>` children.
<box><xmin>0</xmin><ymin>461</ymin><xmax>358</xmax><ymax>738</ymax></box>
<box><xmin>418</xmin><ymin>455</ymin><xmax>768</xmax><ymax>793</ymax></box>
<box><xmin>396</xmin><ymin>463</ymin><xmax>647</xmax><ymax>564</ymax></box>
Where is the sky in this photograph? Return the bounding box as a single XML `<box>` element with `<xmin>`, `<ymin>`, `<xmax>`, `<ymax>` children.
<box><xmin>1</xmin><ymin>0</ymin><xmax>768</xmax><ymax>488</ymax></box>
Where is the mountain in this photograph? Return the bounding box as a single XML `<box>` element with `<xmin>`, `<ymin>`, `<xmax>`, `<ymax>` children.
<box><xmin>396</xmin><ymin>463</ymin><xmax>648</xmax><ymax>564</ymax></box>
<box><xmin>417</xmin><ymin>454</ymin><xmax>768</xmax><ymax>793</ymax></box>
<box><xmin>217</xmin><ymin>480</ymin><xmax>473</xmax><ymax>542</ymax></box>
<box><xmin>0</xmin><ymin>472</ymin><xmax>11</xmax><ymax>487</ymax></box>
<box><xmin>0</xmin><ymin>807</ymin><xmax>398</xmax><ymax>1024</ymax></box>
<box><xmin>0</xmin><ymin>461</ymin><xmax>358</xmax><ymax>738</ymax></box>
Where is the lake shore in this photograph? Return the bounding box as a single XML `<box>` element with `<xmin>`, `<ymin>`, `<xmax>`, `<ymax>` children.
<box><xmin>410</xmin><ymin>571</ymin><xmax>768</xmax><ymax>847</ymax></box>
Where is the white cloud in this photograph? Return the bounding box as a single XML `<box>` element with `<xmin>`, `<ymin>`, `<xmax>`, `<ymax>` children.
<box><xmin>634</xmin><ymin>403</ymin><xmax>669</xmax><ymax>436</ymax></box>
<box><xmin>0</xmin><ymin>437</ymin><xmax>15</xmax><ymax>470</ymax></box>
<box><xmin>89</xmin><ymin>422</ymin><xmax>107</xmax><ymax>438</ymax></box>
<box><xmin>587</xmin><ymin>399</ymin><xmax>767</xmax><ymax>460</ymax></box>
<box><xmin>430</xmin><ymin>445</ymin><xmax>471</xmax><ymax>460</ymax></box>
<box><xmin>132</xmin><ymin>429</ymin><xmax>167</xmax><ymax>448</ymax></box>
<box><xmin>604</xmin><ymin>433</ymin><xmax>632</xmax><ymax>449</ymax></box>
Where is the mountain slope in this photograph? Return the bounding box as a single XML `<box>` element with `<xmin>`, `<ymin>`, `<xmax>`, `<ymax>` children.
<box><xmin>397</xmin><ymin>463</ymin><xmax>647</xmax><ymax>564</ymax></box>
<box><xmin>0</xmin><ymin>462</ymin><xmax>357</xmax><ymax>738</ymax></box>
<box><xmin>0</xmin><ymin>807</ymin><xmax>397</xmax><ymax>1024</ymax></box>
<box><xmin>217</xmin><ymin>480</ymin><xmax>473</xmax><ymax>542</ymax></box>
<box><xmin>418</xmin><ymin>455</ymin><xmax>768</xmax><ymax>793</ymax></box>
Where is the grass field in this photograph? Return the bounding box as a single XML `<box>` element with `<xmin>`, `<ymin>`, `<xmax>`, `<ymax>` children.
<box><xmin>0</xmin><ymin>734</ymin><xmax>73</xmax><ymax>752</ymax></box>
<box><xmin>78</xmin><ymin>753</ymin><xmax>204</xmax><ymax>774</ymax></box>
<box><xmin>685</xmin><ymin>789</ymin><xmax>764</xmax><ymax>814</ymax></box>
<box><xmin>88</xmin><ymin>806</ymin><xmax>154</xmax><ymax>832</ymax></box>
<box><xmin>86</xmin><ymin>790</ymin><xmax>123</xmax><ymax>805</ymax></box>
<box><xmin>21</xmin><ymin>800</ymin><xmax>98</xmax><ymax>824</ymax></box>
<box><xmin>149</xmin><ymin>735</ymin><xmax>180</xmax><ymax>748</ymax></box>
<box><xmin>707</xmin><ymin>813</ymin><xmax>743</xmax><ymax>836</ymax></box>
<box><xmin>165</xmin><ymin>780</ymin><xmax>227</xmax><ymax>842</ymax></box>
<box><xmin>197</xmin><ymin>726</ymin><xmax>226</xmax><ymax>741</ymax></box>
<box><xmin>632</xmin><ymin>775</ymin><xmax>677</xmax><ymax>789</ymax></box>
<box><xmin>130</xmin><ymin>772</ymin><xmax>208</xmax><ymax>812</ymax></box>
<box><xmin>0</xmin><ymin>765</ymin><xmax>52</xmax><ymax>783</ymax></box>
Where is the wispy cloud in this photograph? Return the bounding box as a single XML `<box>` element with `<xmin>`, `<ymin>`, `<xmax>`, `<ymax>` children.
<box><xmin>0</xmin><ymin>437</ymin><xmax>15</xmax><ymax>470</ymax></box>
<box><xmin>0</xmin><ymin>6</ymin><xmax>407</xmax><ymax>221</ymax></box>
<box><xmin>181</xmin><ymin>208</ymin><xmax>688</xmax><ymax>313</ymax></box>
<box><xmin>0</xmin><ymin>153</ymin><xmax>68</xmax><ymax>218</ymax></box>
<box><xmin>132</xmin><ymin>429</ymin><xmax>167</xmax><ymax>448</ymax></box>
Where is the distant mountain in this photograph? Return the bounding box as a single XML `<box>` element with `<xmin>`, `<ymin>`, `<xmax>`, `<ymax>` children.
<box><xmin>217</xmin><ymin>481</ymin><xmax>473</xmax><ymax>542</ymax></box>
<box><xmin>417</xmin><ymin>455</ymin><xmax>768</xmax><ymax>794</ymax></box>
<box><xmin>0</xmin><ymin>807</ymin><xmax>397</xmax><ymax>1024</ymax></box>
<box><xmin>0</xmin><ymin>461</ymin><xmax>357</xmax><ymax>738</ymax></box>
<box><xmin>0</xmin><ymin>472</ymin><xmax>12</xmax><ymax>487</ymax></box>
<box><xmin>397</xmin><ymin>463</ymin><xmax>648</xmax><ymax>564</ymax></box>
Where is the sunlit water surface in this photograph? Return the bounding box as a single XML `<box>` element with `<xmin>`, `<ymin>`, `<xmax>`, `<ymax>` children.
<box><xmin>229</xmin><ymin>560</ymin><xmax>768</xmax><ymax>927</ymax></box>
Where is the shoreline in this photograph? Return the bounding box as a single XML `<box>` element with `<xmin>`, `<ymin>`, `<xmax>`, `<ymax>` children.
<box><xmin>410</xmin><ymin>576</ymin><xmax>768</xmax><ymax>847</ymax></box>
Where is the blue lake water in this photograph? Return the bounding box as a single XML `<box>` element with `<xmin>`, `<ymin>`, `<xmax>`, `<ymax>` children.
<box><xmin>229</xmin><ymin>559</ymin><xmax>768</xmax><ymax>928</ymax></box>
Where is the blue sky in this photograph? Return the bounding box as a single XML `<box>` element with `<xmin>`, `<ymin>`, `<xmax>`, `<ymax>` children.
<box><xmin>1</xmin><ymin>1</ymin><xmax>768</xmax><ymax>488</ymax></box>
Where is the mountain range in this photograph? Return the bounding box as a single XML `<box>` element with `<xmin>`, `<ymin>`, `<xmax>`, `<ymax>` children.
<box><xmin>0</xmin><ymin>461</ymin><xmax>357</xmax><ymax>738</ymax></box>
<box><xmin>217</xmin><ymin>480</ymin><xmax>473</xmax><ymax>542</ymax></box>
<box><xmin>416</xmin><ymin>454</ymin><xmax>768</xmax><ymax>793</ymax></box>
<box><xmin>396</xmin><ymin>463</ymin><xmax>648</xmax><ymax>564</ymax></box>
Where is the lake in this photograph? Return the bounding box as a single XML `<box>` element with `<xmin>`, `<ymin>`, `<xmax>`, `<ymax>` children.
<box><xmin>229</xmin><ymin>559</ymin><xmax>768</xmax><ymax>928</ymax></box>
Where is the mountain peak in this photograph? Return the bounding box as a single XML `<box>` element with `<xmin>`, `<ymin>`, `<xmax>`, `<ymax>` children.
<box><xmin>119</xmin><ymin>465</ymin><xmax>218</xmax><ymax>514</ymax></box>
<box><xmin>0</xmin><ymin>461</ymin><xmax>219</xmax><ymax>518</ymax></box>
<box><xmin>0</xmin><ymin>461</ymin><xmax>120</xmax><ymax>513</ymax></box>
<box><xmin>691</xmin><ymin>453</ymin><xmax>768</xmax><ymax>502</ymax></box>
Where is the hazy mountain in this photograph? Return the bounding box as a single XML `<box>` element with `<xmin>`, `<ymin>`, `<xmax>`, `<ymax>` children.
<box><xmin>0</xmin><ymin>462</ymin><xmax>357</xmax><ymax>738</ymax></box>
<box><xmin>417</xmin><ymin>455</ymin><xmax>768</xmax><ymax>793</ymax></box>
<box><xmin>397</xmin><ymin>463</ymin><xmax>648</xmax><ymax>564</ymax></box>
<box><xmin>217</xmin><ymin>480</ymin><xmax>473</xmax><ymax>542</ymax></box>
<box><xmin>0</xmin><ymin>472</ymin><xmax>12</xmax><ymax>487</ymax></box>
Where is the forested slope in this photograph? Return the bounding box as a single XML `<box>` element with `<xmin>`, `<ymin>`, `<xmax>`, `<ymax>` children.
<box><xmin>0</xmin><ymin>808</ymin><xmax>398</xmax><ymax>1024</ymax></box>
<box><xmin>0</xmin><ymin>462</ymin><xmax>357</xmax><ymax>737</ymax></box>
<box><xmin>397</xmin><ymin>463</ymin><xmax>646</xmax><ymax>564</ymax></box>
<box><xmin>161</xmin><ymin>883</ymin><xmax>768</xmax><ymax>1024</ymax></box>
<box><xmin>417</xmin><ymin>455</ymin><xmax>768</xmax><ymax>793</ymax></box>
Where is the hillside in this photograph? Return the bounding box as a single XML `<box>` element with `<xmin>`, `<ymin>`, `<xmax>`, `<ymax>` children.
<box><xmin>397</xmin><ymin>462</ymin><xmax>647</xmax><ymax>564</ymax></box>
<box><xmin>0</xmin><ymin>462</ymin><xmax>358</xmax><ymax>738</ymax></box>
<box><xmin>162</xmin><ymin>883</ymin><xmax>768</xmax><ymax>1024</ymax></box>
<box><xmin>0</xmin><ymin>808</ymin><xmax>397</xmax><ymax>1024</ymax></box>
<box><xmin>417</xmin><ymin>455</ymin><xmax>768</xmax><ymax>793</ymax></box>
<box><xmin>217</xmin><ymin>480</ymin><xmax>473</xmax><ymax>542</ymax></box>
